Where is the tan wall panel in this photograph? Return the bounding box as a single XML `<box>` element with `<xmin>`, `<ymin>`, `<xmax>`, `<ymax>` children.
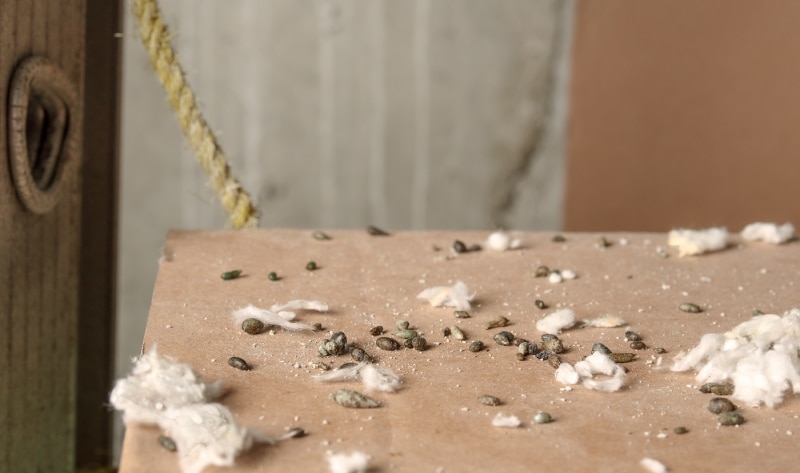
<box><xmin>565</xmin><ymin>0</ymin><xmax>800</xmax><ymax>231</ymax></box>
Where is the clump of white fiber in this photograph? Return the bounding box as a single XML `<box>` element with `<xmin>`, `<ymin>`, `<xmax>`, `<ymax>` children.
<box><xmin>582</xmin><ymin>315</ymin><xmax>627</xmax><ymax>328</ymax></box>
<box><xmin>110</xmin><ymin>347</ymin><xmax>262</xmax><ymax>473</ymax></box>
<box><xmin>667</xmin><ymin>227</ymin><xmax>728</xmax><ymax>257</ymax></box>
<box><xmin>485</xmin><ymin>231</ymin><xmax>521</xmax><ymax>251</ymax></box>
<box><xmin>555</xmin><ymin>352</ymin><xmax>626</xmax><ymax>392</ymax></box>
<box><xmin>110</xmin><ymin>347</ymin><xmax>223</xmax><ymax>424</ymax></box>
<box><xmin>491</xmin><ymin>413</ymin><xmax>521</xmax><ymax>428</ymax></box>
<box><xmin>536</xmin><ymin>309</ymin><xmax>575</xmax><ymax>333</ymax></box>
<box><xmin>554</xmin><ymin>362</ymin><xmax>580</xmax><ymax>385</ymax></box>
<box><xmin>327</xmin><ymin>451</ymin><xmax>372</xmax><ymax>473</ymax></box>
<box><xmin>640</xmin><ymin>457</ymin><xmax>668</xmax><ymax>473</ymax></box>
<box><xmin>417</xmin><ymin>280</ymin><xmax>475</xmax><ymax>311</ymax></box>
<box><xmin>740</xmin><ymin>222</ymin><xmax>794</xmax><ymax>244</ymax></box>
<box><xmin>165</xmin><ymin>404</ymin><xmax>256</xmax><ymax>473</ymax></box>
<box><xmin>671</xmin><ymin>309</ymin><xmax>800</xmax><ymax>407</ymax></box>
<box><xmin>313</xmin><ymin>362</ymin><xmax>401</xmax><ymax>393</ymax></box>
<box><xmin>232</xmin><ymin>300</ymin><xmax>328</xmax><ymax>332</ymax></box>
<box><xmin>575</xmin><ymin>352</ymin><xmax>627</xmax><ymax>392</ymax></box>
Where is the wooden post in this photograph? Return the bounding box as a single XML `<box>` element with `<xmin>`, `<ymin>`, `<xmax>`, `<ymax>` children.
<box><xmin>0</xmin><ymin>0</ymin><xmax>120</xmax><ymax>470</ymax></box>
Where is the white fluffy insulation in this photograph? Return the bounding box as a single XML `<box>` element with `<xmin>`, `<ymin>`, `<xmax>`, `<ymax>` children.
<box><xmin>740</xmin><ymin>222</ymin><xmax>795</xmax><ymax>244</ymax></box>
<box><xmin>672</xmin><ymin>309</ymin><xmax>800</xmax><ymax>408</ymax></box>
<box><xmin>556</xmin><ymin>352</ymin><xmax>627</xmax><ymax>392</ymax></box>
<box><xmin>232</xmin><ymin>300</ymin><xmax>329</xmax><ymax>331</ymax></box>
<box><xmin>327</xmin><ymin>451</ymin><xmax>372</xmax><ymax>473</ymax></box>
<box><xmin>313</xmin><ymin>362</ymin><xmax>402</xmax><ymax>393</ymax></box>
<box><xmin>110</xmin><ymin>347</ymin><xmax>263</xmax><ymax>473</ymax></box>
<box><xmin>667</xmin><ymin>227</ymin><xmax>728</xmax><ymax>257</ymax></box>
<box><xmin>536</xmin><ymin>309</ymin><xmax>576</xmax><ymax>334</ymax></box>
<box><xmin>417</xmin><ymin>280</ymin><xmax>475</xmax><ymax>311</ymax></box>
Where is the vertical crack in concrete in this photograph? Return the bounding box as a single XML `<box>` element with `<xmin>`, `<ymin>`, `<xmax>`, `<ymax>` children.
<box><xmin>493</xmin><ymin>0</ymin><xmax>575</xmax><ymax>230</ymax></box>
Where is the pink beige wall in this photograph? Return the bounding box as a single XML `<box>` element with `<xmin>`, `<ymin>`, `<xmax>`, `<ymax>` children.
<box><xmin>565</xmin><ymin>1</ymin><xmax>800</xmax><ymax>231</ymax></box>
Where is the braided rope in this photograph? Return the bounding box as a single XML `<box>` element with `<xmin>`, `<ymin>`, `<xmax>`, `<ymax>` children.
<box><xmin>132</xmin><ymin>0</ymin><xmax>259</xmax><ymax>229</ymax></box>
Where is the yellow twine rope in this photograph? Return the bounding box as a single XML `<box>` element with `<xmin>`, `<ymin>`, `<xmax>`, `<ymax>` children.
<box><xmin>132</xmin><ymin>0</ymin><xmax>259</xmax><ymax>229</ymax></box>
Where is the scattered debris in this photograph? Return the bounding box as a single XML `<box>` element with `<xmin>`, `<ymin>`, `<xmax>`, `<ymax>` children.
<box><xmin>417</xmin><ymin>280</ymin><xmax>475</xmax><ymax>311</ymax></box>
<box><xmin>491</xmin><ymin>413</ymin><xmax>521</xmax><ymax>428</ymax></box>
<box><xmin>315</xmin><ymin>362</ymin><xmax>401</xmax><ymax>393</ymax></box>
<box><xmin>671</xmin><ymin>309</ymin><xmax>800</xmax><ymax>407</ymax></box>
<box><xmin>740</xmin><ymin>222</ymin><xmax>794</xmax><ymax>244</ymax></box>
<box><xmin>449</xmin><ymin>325</ymin><xmax>466</xmax><ymax>341</ymax></box>
<box><xmin>369</xmin><ymin>326</ymin><xmax>383</xmax><ymax>336</ymax></box>
<box><xmin>679</xmin><ymin>303</ymin><xmax>702</xmax><ymax>313</ymax></box>
<box><xmin>485</xmin><ymin>231</ymin><xmax>521</xmax><ymax>251</ymax></box>
<box><xmin>485</xmin><ymin>316</ymin><xmax>510</xmax><ymax>330</ymax></box>
<box><xmin>582</xmin><ymin>315</ymin><xmax>626</xmax><ymax>328</ymax></box>
<box><xmin>640</xmin><ymin>457</ymin><xmax>668</xmax><ymax>473</ymax></box>
<box><xmin>493</xmin><ymin>331</ymin><xmax>515</xmax><ymax>346</ymax></box>
<box><xmin>668</xmin><ymin>227</ymin><xmax>728</xmax><ymax>257</ymax></box>
<box><xmin>718</xmin><ymin>411</ymin><xmax>745</xmax><ymax>426</ymax></box>
<box><xmin>220</xmin><ymin>270</ymin><xmax>242</xmax><ymax>280</ymax></box>
<box><xmin>533</xmin><ymin>412</ymin><xmax>553</xmax><ymax>424</ymax></box>
<box><xmin>330</xmin><ymin>389</ymin><xmax>380</xmax><ymax>408</ymax></box>
<box><xmin>232</xmin><ymin>302</ymin><xmax>328</xmax><ymax>332</ymax></box>
<box><xmin>241</xmin><ymin>318</ymin><xmax>267</xmax><ymax>335</ymax></box>
<box><xmin>478</xmin><ymin>395</ymin><xmax>501</xmax><ymax>406</ymax></box>
<box><xmin>375</xmin><ymin>337</ymin><xmax>401</xmax><ymax>351</ymax></box>
<box><xmin>228</xmin><ymin>357</ymin><xmax>251</xmax><ymax>371</ymax></box>
<box><xmin>327</xmin><ymin>451</ymin><xmax>372</xmax><ymax>473</ymax></box>
<box><xmin>110</xmin><ymin>348</ymin><xmax>261</xmax><ymax>473</ymax></box>
<box><xmin>557</xmin><ymin>352</ymin><xmax>627</xmax><ymax>392</ymax></box>
<box><xmin>157</xmin><ymin>435</ymin><xmax>177</xmax><ymax>452</ymax></box>
<box><xmin>536</xmin><ymin>309</ymin><xmax>575</xmax><ymax>334</ymax></box>
<box><xmin>312</xmin><ymin>230</ymin><xmax>331</xmax><ymax>240</ymax></box>
<box><xmin>366</xmin><ymin>225</ymin><xmax>390</xmax><ymax>236</ymax></box>
<box><xmin>707</xmin><ymin>397</ymin><xmax>736</xmax><ymax>414</ymax></box>
<box><xmin>700</xmin><ymin>382</ymin><xmax>735</xmax><ymax>395</ymax></box>
<box><xmin>452</xmin><ymin>240</ymin><xmax>468</xmax><ymax>253</ymax></box>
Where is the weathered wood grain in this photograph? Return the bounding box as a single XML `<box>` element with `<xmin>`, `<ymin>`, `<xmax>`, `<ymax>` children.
<box><xmin>0</xmin><ymin>0</ymin><xmax>88</xmax><ymax>471</ymax></box>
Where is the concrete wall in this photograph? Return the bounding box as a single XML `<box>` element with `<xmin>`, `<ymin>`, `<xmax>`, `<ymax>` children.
<box><xmin>116</xmin><ymin>0</ymin><xmax>574</xmax><ymax>460</ymax></box>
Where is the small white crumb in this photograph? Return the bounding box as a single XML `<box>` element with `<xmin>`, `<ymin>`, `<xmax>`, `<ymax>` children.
<box><xmin>491</xmin><ymin>413</ymin><xmax>521</xmax><ymax>428</ymax></box>
<box><xmin>656</xmin><ymin>432</ymin><xmax>668</xmax><ymax>439</ymax></box>
<box><xmin>536</xmin><ymin>309</ymin><xmax>575</xmax><ymax>333</ymax></box>
<box><xmin>668</xmin><ymin>227</ymin><xmax>728</xmax><ymax>257</ymax></box>
<box><xmin>327</xmin><ymin>451</ymin><xmax>371</xmax><ymax>473</ymax></box>
<box><xmin>485</xmin><ymin>231</ymin><xmax>521</xmax><ymax>251</ymax></box>
<box><xmin>619</xmin><ymin>238</ymin><xmax>629</xmax><ymax>246</ymax></box>
<box><xmin>561</xmin><ymin>269</ymin><xmax>577</xmax><ymax>280</ymax></box>
<box><xmin>740</xmin><ymin>222</ymin><xmax>794</xmax><ymax>244</ymax></box>
<box><xmin>417</xmin><ymin>281</ymin><xmax>475</xmax><ymax>311</ymax></box>
<box><xmin>582</xmin><ymin>315</ymin><xmax>626</xmax><ymax>328</ymax></box>
<box><xmin>548</xmin><ymin>272</ymin><xmax>563</xmax><ymax>284</ymax></box>
<box><xmin>640</xmin><ymin>457</ymin><xmax>668</xmax><ymax>473</ymax></box>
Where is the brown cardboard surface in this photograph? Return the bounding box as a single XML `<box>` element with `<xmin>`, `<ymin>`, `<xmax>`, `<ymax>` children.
<box><xmin>119</xmin><ymin>230</ymin><xmax>800</xmax><ymax>472</ymax></box>
<box><xmin>565</xmin><ymin>1</ymin><xmax>800</xmax><ymax>231</ymax></box>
